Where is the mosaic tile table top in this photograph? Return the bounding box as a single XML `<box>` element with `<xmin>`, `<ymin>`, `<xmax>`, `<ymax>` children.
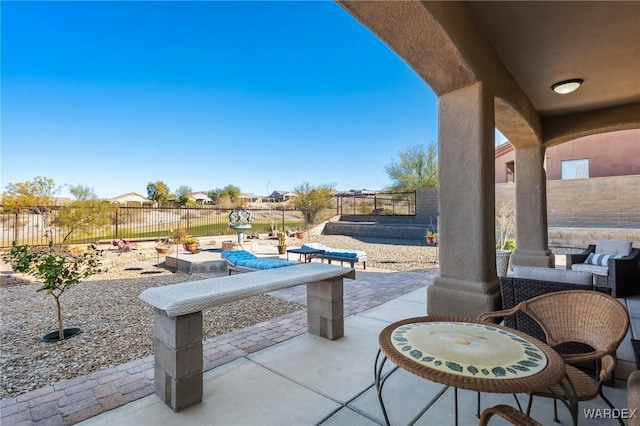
<box><xmin>390</xmin><ymin>321</ymin><xmax>547</xmax><ymax>379</ymax></box>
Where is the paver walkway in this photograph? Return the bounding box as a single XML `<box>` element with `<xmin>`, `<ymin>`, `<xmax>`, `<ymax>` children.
<box><xmin>0</xmin><ymin>269</ymin><xmax>435</xmax><ymax>426</ymax></box>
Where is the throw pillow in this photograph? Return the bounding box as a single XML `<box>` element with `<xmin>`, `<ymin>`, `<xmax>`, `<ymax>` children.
<box><xmin>586</xmin><ymin>253</ymin><xmax>623</xmax><ymax>266</ymax></box>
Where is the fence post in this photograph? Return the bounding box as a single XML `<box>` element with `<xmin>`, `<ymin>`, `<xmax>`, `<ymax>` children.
<box><xmin>14</xmin><ymin>212</ymin><xmax>19</xmax><ymax>244</ymax></box>
<box><xmin>114</xmin><ymin>207</ymin><xmax>119</xmax><ymax>240</ymax></box>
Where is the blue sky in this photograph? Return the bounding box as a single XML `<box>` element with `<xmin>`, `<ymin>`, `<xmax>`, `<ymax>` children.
<box><xmin>2</xmin><ymin>1</ymin><xmax>454</xmax><ymax>199</ymax></box>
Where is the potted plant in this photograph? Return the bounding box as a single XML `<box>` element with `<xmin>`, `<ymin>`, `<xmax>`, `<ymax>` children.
<box><xmin>155</xmin><ymin>245</ymin><xmax>170</xmax><ymax>255</ymax></box>
<box><xmin>277</xmin><ymin>230</ymin><xmax>287</xmax><ymax>254</ymax></box>
<box><xmin>295</xmin><ymin>229</ymin><xmax>306</xmax><ymax>240</ymax></box>
<box><xmin>183</xmin><ymin>237</ymin><xmax>198</xmax><ymax>253</ymax></box>
<box><xmin>496</xmin><ymin>238</ymin><xmax>516</xmax><ymax>277</ymax></box>
<box><xmin>426</xmin><ymin>230</ymin><xmax>438</xmax><ymax>246</ymax></box>
<box><xmin>2</xmin><ymin>242</ymin><xmax>103</xmax><ymax>342</ymax></box>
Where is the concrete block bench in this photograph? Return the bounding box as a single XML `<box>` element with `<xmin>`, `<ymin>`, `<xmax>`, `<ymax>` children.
<box><xmin>139</xmin><ymin>262</ymin><xmax>356</xmax><ymax>411</ymax></box>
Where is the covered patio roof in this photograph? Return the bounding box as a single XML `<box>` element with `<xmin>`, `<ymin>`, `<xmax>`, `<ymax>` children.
<box><xmin>337</xmin><ymin>1</ymin><xmax>640</xmax><ymax>147</ymax></box>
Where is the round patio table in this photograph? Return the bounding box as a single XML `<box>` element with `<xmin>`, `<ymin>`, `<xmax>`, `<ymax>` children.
<box><xmin>374</xmin><ymin>315</ymin><xmax>575</xmax><ymax>425</ymax></box>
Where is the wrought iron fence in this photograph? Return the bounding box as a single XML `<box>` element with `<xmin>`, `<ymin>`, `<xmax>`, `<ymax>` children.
<box><xmin>0</xmin><ymin>205</ymin><xmax>305</xmax><ymax>248</ymax></box>
<box><xmin>0</xmin><ymin>191</ymin><xmax>414</xmax><ymax>248</ymax></box>
<box><xmin>334</xmin><ymin>191</ymin><xmax>416</xmax><ymax>216</ymax></box>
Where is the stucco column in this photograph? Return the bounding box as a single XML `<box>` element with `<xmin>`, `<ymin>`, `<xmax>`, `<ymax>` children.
<box><xmin>427</xmin><ymin>82</ymin><xmax>501</xmax><ymax>318</ymax></box>
<box><xmin>510</xmin><ymin>145</ymin><xmax>555</xmax><ymax>268</ymax></box>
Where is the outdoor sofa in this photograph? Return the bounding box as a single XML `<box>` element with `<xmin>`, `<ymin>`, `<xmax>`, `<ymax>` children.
<box><xmin>566</xmin><ymin>239</ymin><xmax>640</xmax><ymax>297</ymax></box>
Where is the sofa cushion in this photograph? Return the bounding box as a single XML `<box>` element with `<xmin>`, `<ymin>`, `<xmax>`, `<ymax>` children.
<box><xmin>513</xmin><ymin>266</ymin><xmax>593</xmax><ymax>285</ymax></box>
<box><xmin>596</xmin><ymin>239</ymin><xmax>633</xmax><ymax>256</ymax></box>
<box><xmin>571</xmin><ymin>263</ymin><xmax>609</xmax><ymax>276</ymax></box>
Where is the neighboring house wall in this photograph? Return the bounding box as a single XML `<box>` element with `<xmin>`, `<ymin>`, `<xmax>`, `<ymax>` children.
<box><xmin>495</xmin><ymin>129</ymin><xmax>640</xmax><ymax>183</ymax></box>
<box><xmin>495</xmin><ymin>143</ymin><xmax>515</xmax><ymax>184</ymax></box>
<box><xmin>545</xmin><ymin>129</ymin><xmax>640</xmax><ymax>179</ymax></box>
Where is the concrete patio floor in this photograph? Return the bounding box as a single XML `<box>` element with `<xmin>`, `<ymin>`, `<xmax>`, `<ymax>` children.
<box><xmin>77</xmin><ymin>268</ymin><xmax>636</xmax><ymax>426</ymax></box>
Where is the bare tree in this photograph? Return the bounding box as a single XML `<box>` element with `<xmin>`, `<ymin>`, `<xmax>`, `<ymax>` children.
<box><xmin>495</xmin><ymin>201</ymin><xmax>516</xmax><ymax>250</ymax></box>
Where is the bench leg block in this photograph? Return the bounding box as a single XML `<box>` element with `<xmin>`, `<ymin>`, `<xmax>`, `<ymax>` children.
<box><xmin>154</xmin><ymin>368</ymin><xmax>203</xmax><ymax>412</ymax></box>
<box><xmin>153</xmin><ymin>309</ymin><xmax>203</xmax><ymax>411</ymax></box>
<box><xmin>307</xmin><ymin>278</ymin><xmax>344</xmax><ymax>340</ymax></box>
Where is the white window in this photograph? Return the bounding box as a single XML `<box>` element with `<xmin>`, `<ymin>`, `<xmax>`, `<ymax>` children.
<box><xmin>561</xmin><ymin>159</ymin><xmax>589</xmax><ymax>179</ymax></box>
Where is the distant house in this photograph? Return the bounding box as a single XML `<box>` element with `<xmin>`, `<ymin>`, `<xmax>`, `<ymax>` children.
<box><xmin>348</xmin><ymin>189</ymin><xmax>377</xmax><ymax>196</ymax></box>
<box><xmin>239</xmin><ymin>193</ymin><xmax>262</xmax><ymax>203</ymax></box>
<box><xmin>268</xmin><ymin>190</ymin><xmax>296</xmax><ymax>202</ymax></box>
<box><xmin>109</xmin><ymin>192</ymin><xmax>155</xmax><ymax>207</ymax></box>
<box><xmin>190</xmin><ymin>191</ymin><xmax>213</xmax><ymax>205</ymax></box>
<box><xmin>51</xmin><ymin>197</ymin><xmax>73</xmax><ymax>206</ymax></box>
<box><xmin>495</xmin><ymin>128</ymin><xmax>640</xmax><ymax>183</ymax></box>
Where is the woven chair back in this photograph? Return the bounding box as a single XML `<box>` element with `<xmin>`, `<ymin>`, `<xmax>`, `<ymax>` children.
<box><xmin>520</xmin><ymin>290</ymin><xmax>629</xmax><ymax>355</ymax></box>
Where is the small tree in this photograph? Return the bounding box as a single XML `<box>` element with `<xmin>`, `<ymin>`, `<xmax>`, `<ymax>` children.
<box><xmin>385</xmin><ymin>142</ymin><xmax>438</xmax><ymax>191</ymax></box>
<box><xmin>222</xmin><ymin>184</ymin><xmax>241</xmax><ymax>203</ymax></box>
<box><xmin>1</xmin><ymin>176</ymin><xmax>62</xmax><ymax>239</ymax></box>
<box><xmin>147</xmin><ymin>181</ymin><xmax>171</xmax><ymax>206</ymax></box>
<box><xmin>53</xmin><ymin>185</ymin><xmax>113</xmax><ymax>242</ymax></box>
<box><xmin>207</xmin><ymin>188</ymin><xmax>223</xmax><ymax>204</ymax></box>
<box><xmin>207</xmin><ymin>185</ymin><xmax>243</xmax><ymax>208</ymax></box>
<box><xmin>3</xmin><ymin>242</ymin><xmax>103</xmax><ymax>341</ymax></box>
<box><xmin>1</xmin><ymin>176</ymin><xmax>60</xmax><ymax>212</ymax></box>
<box><xmin>293</xmin><ymin>182</ymin><xmax>334</xmax><ymax>227</ymax></box>
<box><xmin>175</xmin><ymin>185</ymin><xmax>192</xmax><ymax>206</ymax></box>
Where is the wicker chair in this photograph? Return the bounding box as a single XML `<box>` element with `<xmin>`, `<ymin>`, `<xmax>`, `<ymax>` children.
<box><xmin>478</xmin><ymin>404</ymin><xmax>541</xmax><ymax>426</ymax></box>
<box><xmin>481</xmin><ymin>370</ymin><xmax>640</xmax><ymax>425</ymax></box>
<box><xmin>478</xmin><ymin>290</ymin><xmax>629</xmax><ymax>425</ymax></box>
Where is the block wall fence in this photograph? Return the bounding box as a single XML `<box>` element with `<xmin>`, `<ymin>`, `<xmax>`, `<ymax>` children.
<box><xmin>327</xmin><ymin>176</ymin><xmax>639</xmax><ymax>247</ymax></box>
<box><xmin>496</xmin><ymin>174</ymin><xmax>640</xmax><ymax>247</ymax></box>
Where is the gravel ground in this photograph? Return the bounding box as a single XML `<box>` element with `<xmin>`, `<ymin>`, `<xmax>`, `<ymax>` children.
<box><xmin>0</xmin><ymin>235</ymin><xmax>438</xmax><ymax>399</ymax></box>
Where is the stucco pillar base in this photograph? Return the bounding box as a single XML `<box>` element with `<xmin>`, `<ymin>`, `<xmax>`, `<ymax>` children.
<box><xmin>427</xmin><ymin>276</ymin><xmax>501</xmax><ymax>319</ymax></box>
<box><xmin>510</xmin><ymin>249</ymin><xmax>555</xmax><ymax>268</ymax></box>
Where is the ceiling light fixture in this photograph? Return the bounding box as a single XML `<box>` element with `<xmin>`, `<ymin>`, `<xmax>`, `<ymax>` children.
<box><xmin>552</xmin><ymin>79</ymin><xmax>583</xmax><ymax>94</ymax></box>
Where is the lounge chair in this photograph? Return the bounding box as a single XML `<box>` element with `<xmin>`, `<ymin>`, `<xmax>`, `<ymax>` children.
<box><xmin>301</xmin><ymin>243</ymin><xmax>367</xmax><ymax>269</ymax></box>
<box><xmin>221</xmin><ymin>250</ymin><xmax>295</xmax><ymax>274</ymax></box>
